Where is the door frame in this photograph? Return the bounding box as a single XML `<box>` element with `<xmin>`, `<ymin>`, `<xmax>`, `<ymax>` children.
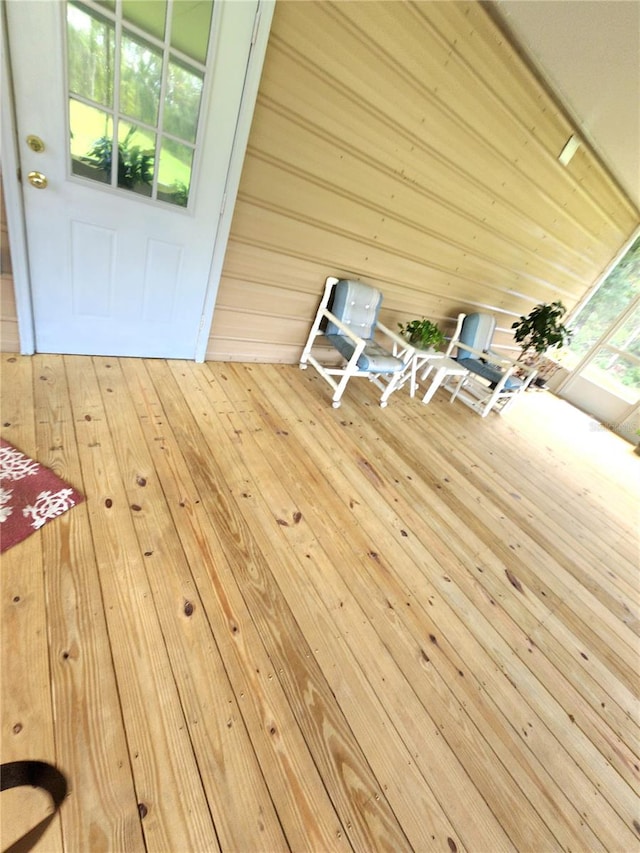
<box><xmin>1</xmin><ymin>1</ymin><xmax>35</xmax><ymax>355</ymax></box>
<box><xmin>194</xmin><ymin>0</ymin><xmax>274</xmax><ymax>362</ymax></box>
<box><xmin>0</xmin><ymin>0</ymin><xmax>275</xmax><ymax>361</ymax></box>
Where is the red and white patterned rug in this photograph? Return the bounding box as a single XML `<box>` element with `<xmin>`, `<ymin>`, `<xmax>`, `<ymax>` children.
<box><xmin>0</xmin><ymin>439</ymin><xmax>85</xmax><ymax>553</ymax></box>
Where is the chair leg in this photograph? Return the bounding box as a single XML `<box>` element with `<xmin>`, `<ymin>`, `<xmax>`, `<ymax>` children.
<box><xmin>331</xmin><ymin>363</ymin><xmax>360</xmax><ymax>407</ymax></box>
<box><xmin>379</xmin><ymin>371</ymin><xmax>405</xmax><ymax>407</ymax></box>
<box><xmin>450</xmin><ymin>374</ymin><xmax>466</xmax><ymax>403</ymax></box>
<box><xmin>498</xmin><ymin>392</ymin><xmax>518</xmax><ymax>415</ymax></box>
<box><xmin>420</xmin><ymin>363</ymin><xmax>435</xmax><ymax>383</ymax></box>
<box><xmin>421</xmin><ymin>366</ymin><xmax>447</xmax><ymax>405</ymax></box>
<box><xmin>300</xmin><ymin>278</ymin><xmax>336</xmax><ymax>367</ymax></box>
<box><xmin>299</xmin><ymin>313</ymin><xmax>321</xmax><ymax>367</ymax></box>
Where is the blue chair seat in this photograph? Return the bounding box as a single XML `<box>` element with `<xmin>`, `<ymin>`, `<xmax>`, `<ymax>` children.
<box><xmin>457</xmin><ymin>357</ymin><xmax>523</xmax><ymax>390</ymax></box>
<box><xmin>326</xmin><ymin>334</ymin><xmax>404</xmax><ymax>373</ymax></box>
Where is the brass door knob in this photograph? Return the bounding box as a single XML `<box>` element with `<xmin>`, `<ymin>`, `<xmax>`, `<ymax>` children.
<box><xmin>26</xmin><ymin>135</ymin><xmax>45</xmax><ymax>153</ymax></box>
<box><xmin>27</xmin><ymin>171</ymin><xmax>48</xmax><ymax>189</ymax></box>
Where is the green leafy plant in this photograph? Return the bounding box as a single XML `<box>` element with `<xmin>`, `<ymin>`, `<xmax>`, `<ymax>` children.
<box><xmin>168</xmin><ymin>180</ymin><xmax>189</xmax><ymax>207</ymax></box>
<box><xmin>87</xmin><ymin>125</ymin><xmax>154</xmax><ymax>189</ymax></box>
<box><xmin>511</xmin><ymin>301</ymin><xmax>572</xmax><ymax>361</ymax></box>
<box><xmin>398</xmin><ymin>317</ymin><xmax>445</xmax><ymax>350</ymax></box>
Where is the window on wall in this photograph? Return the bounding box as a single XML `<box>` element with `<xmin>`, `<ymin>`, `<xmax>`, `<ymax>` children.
<box><xmin>558</xmin><ymin>235</ymin><xmax>640</xmax><ymax>404</ymax></box>
<box><xmin>66</xmin><ymin>0</ymin><xmax>213</xmax><ymax>208</ymax></box>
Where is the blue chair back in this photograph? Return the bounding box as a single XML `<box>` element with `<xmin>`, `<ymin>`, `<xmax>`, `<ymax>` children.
<box><xmin>456</xmin><ymin>313</ymin><xmax>496</xmax><ymax>360</ymax></box>
<box><xmin>326</xmin><ymin>280</ymin><xmax>382</xmax><ymax>341</ymax></box>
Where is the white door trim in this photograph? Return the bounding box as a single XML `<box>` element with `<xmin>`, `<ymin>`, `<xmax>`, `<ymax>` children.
<box><xmin>194</xmin><ymin>0</ymin><xmax>275</xmax><ymax>362</ymax></box>
<box><xmin>0</xmin><ymin>2</ymin><xmax>35</xmax><ymax>355</ymax></box>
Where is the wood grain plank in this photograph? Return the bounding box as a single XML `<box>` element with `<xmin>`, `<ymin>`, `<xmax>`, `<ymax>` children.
<box><xmin>62</xmin><ymin>356</ymin><xmax>218</xmax><ymax>853</ymax></box>
<box><xmin>157</xmin><ymin>357</ymin><xmax>415</xmax><ymax>852</ymax></box>
<box><xmin>0</xmin><ymin>354</ymin><xmax>63</xmax><ymax>853</ymax></box>
<box><xmin>2</xmin><ymin>355</ymin><xmax>638</xmax><ymax>853</ymax></box>
<box><xmin>173</xmin><ymin>361</ymin><xmax>476</xmax><ymax>852</ymax></box>
<box><xmin>422</xmin><ymin>394</ymin><xmax>639</xmax><ymax>616</ymax></box>
<box><xmin>32</xmin><ymin>354</ymin><xmax>145</xmax><ymax>852</ymax></box>
<box><xmin>221</xmin><ymin>362</ymin><xmax>598</xmax><ymax>852</ymax></box>
<box><xmin>94</xmin><ymin>356</ymin><xmax>289</xmax><ymax>853</ymax></box>
<box><xmin>267</xmin><ymin>363</ymin><xmax>639</xmax><ymax>850</ymax></box>
<box><xmin>129</xmin><ymin>357</ymin><xmax>349</xmax><ymax>851</ymax></box>
<box><xmin>339</xmin><ymin>384</ymin><xmax>639</xmax><ymax>697</ymax></box>
<box><xmin>331</xmin><ymin>377</ymin><xmax>640</xmax><ymax>739</ymax></box>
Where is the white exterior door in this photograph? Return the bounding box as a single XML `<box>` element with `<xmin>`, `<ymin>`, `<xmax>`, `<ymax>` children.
<box><xmin>5</xmin><ymin>0</ymin><xmax>265</xmax><ymax>358</ymax></box>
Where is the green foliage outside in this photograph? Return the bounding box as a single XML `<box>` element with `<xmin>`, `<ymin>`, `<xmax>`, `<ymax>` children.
<box><xmin>119</xmin><ymin>33</ymin><xmax>162</xmax><ymax>128</ymax></box>
<box><xmin>569</xmin><ymin>237</ymin><xmax>640</xmax><ymax>351</ymax></box>
<box><xmin>561</xmin><ymin>236</ymin><xmax>640</xmax><ymax>396</ymax></box>
<box><xmin>67</xmin><ymin>3</ymin><xmax>114</xmax><ymax>108</ymax></box>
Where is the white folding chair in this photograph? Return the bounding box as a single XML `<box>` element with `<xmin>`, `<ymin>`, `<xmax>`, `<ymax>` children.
<box><xmin>300</xmin><ymin>277</ymin><xmax>413</xmax><ymax>408</ymax></box>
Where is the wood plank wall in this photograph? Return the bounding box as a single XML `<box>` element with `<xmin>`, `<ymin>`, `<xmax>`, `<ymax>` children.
<box><xmin>205</xmin><ymin>0</ymin><xmax>640</xmax><ymax>362</ymax></box>
<box><xmin>0</xmin><ymin>170</ymin><xmax>19</xmax><ymax>353</ymax></box>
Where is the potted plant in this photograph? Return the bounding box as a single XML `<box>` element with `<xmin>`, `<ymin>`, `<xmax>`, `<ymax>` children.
<box><xmin>511</xmin><ymin>301</ymin><xmax>572</xmax><ymax>386</ymax></box>
<box><xmin>398</xmin><ymin>317</ymin><xmax>446</xmax><ymax>351</ymax></box>
<box><xmin>86</xmin><ymin>125</ymin><xmax>154</xmax><ymax>190</ymax></box>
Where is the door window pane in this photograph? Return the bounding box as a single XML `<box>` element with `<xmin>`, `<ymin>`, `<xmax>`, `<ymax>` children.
<box><xmin>171</xmin><ymin>1</ymin><xmax>213</xmax><ymax>64</ymax></box>
<box><xmin>116</xmin><ymin>122</ymin><xmax>155</xmax><ymax>196</ymax></box>
<box><xmin>67</xmin><ymin>0</ymin><xmax>213</xmax><ymax>207</ymax></box>
<box><xmin>122</xmin><ymin>0</ymin><xmax>167</xmax><ymax>41</ymax></box>
<box><xmin>120</xmin><ymin>32</ymin><xmax>162</xmax><ymax>126</ymax></box>
<box><xmin>157</xmin><ymin>138</ymin><xmax>193</xmax><ymax>207</ymax></box>
<box><xmin>69</xmin><ymin>99</ymin><xmax>113</xmax><ymax>183</ymax></box>
<box><xmin>67</xmin><ymin>2</ymin><xmax>114</xmax><ymax>106</ymax></box>
<box><xmin>164</xmin><ymin>60</ymin><xmax>203</xmax><ymax>144</ymax></box>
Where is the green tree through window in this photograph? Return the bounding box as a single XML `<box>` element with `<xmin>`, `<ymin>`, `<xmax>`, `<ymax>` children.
<box><xmin>569</xmin><ymin>236</ymin><xmax>640</xmax><ymax>358</ymax></box>
<box><xmin>562</xmin><ymin>236</ymin><xmax>640</xmax><ymax>399</ymax></box>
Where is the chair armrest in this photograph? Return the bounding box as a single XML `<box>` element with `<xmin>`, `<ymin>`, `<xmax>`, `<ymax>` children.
<box><xmin>455</xmin><ymin>341</ymin><xmax>492</xmax><ymax>361</ymax></box>
<box><xmin>484</xmin><ymin>348</ymin><xmax>518</xmax><ymax>367</ymax></box>
<box><xmin>485</xmin><ymin>349</ymin><xmax>538</xmax><ymax>380</ymax></box>
<box><xmin>322</xmin><ymin>308</ymin><xmax>367</xmax><ymax>346</ymax></box>
<box><xmin>457</xmin><ymin>343</ymin><xmax>538</xmax><ymax>390</ymax></box>
<box><xmin>457</xmin><ymin>342</ymin><xmax>529</xmax><ymax>374</ymax></box>
<box><xmin>484</xmin><ymin>349</ymin><xmax>522</xmax><ymax>373</ymax></box>
<box><xmin>376</xmin><ymin>322</ymin><xmax>418</xmax><ymax>364</ymax></box>
<box><xmin>321</xmin><ymin>308</ymin><xmax>367</xmax><ymax>370</ymax></box>
<box><xmin>375</xmin><ymin>321</ymin><xmax>415</xmax><ymax>359</ymax></box>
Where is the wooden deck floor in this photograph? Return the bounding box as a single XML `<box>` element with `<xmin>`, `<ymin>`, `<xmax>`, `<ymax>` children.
<box><xmin>1</xmin><ymin>353</ymin><xmax>638</xmax><ymax>853</ymax></box>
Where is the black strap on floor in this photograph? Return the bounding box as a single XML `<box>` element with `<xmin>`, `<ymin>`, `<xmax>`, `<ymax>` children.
<box><xmin>1</xmin><ymin>761</ymin><xmax>68</xmax><ymax>853</ymax></box>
